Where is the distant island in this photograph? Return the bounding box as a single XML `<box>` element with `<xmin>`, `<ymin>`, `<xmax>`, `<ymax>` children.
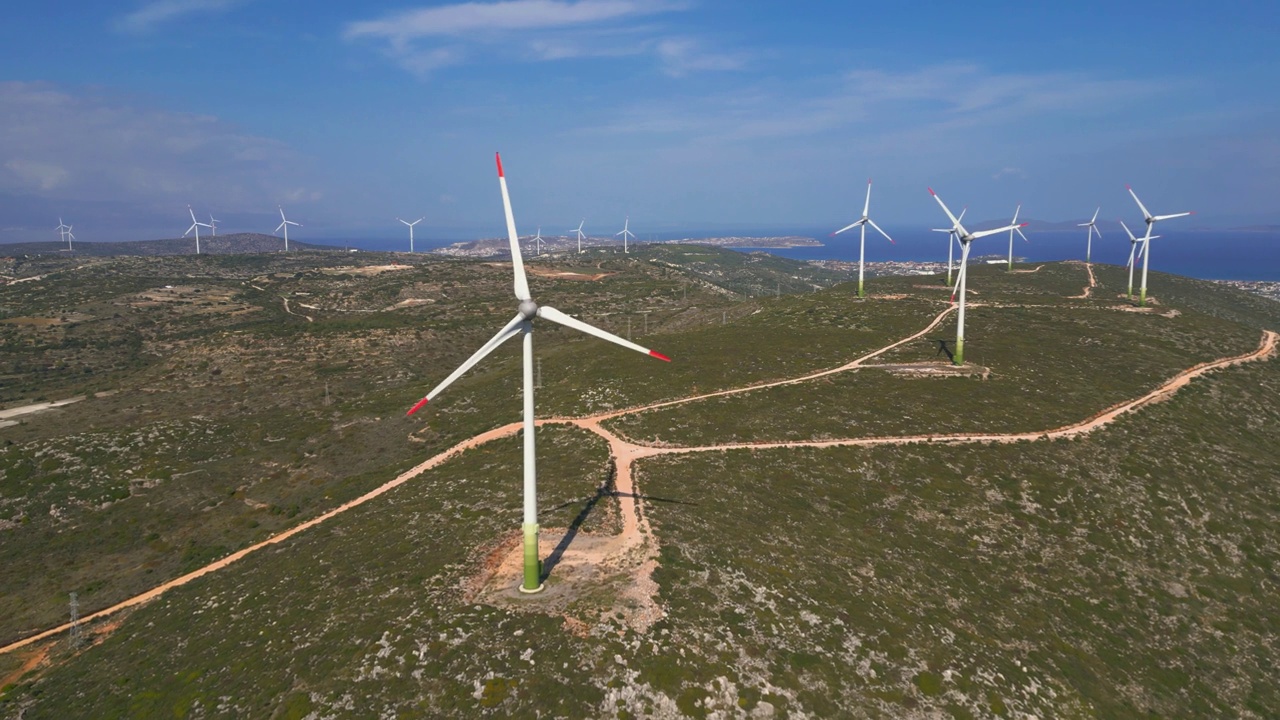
<box><xmin>434</xmin><ymin>235</ymin><xmax>820</xmax><ymax>257</ymax></box>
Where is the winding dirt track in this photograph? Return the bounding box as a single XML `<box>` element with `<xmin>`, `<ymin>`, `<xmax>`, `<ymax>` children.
<box><xmin>3</xmin><ymin>264</ymin><xmax>1275</xmax><ymax>655</ymax></box>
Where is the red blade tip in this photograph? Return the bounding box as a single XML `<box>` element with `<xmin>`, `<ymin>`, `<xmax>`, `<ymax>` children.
<box><xmin>406</xmin><ymin>397</ymin><xmax>429</xmax><ymax>416</ymax></box>
<box><xmin>649</xmin><ymin>350</ymin><xmax>671</xmax><ymax>362</ymax></box>
<box><xmin>495</xmin><ymin>153</ymin><xmax>504</xmax><ymax>178</ymax></box>
<box><xmin>928</xmin><ymin>187</ymin><xmax>936</xmax><ymax>196</ymax></box>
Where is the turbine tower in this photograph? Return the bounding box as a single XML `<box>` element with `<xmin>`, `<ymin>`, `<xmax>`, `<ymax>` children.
<box><xmin>929</xmin><ymin>189</ymin><xmax>1027</xmax><ymax>365</ymax></box>
<box><xmin>184</xmin><ymin>205</ymin><xmax>212</xmax><ymax>255</ymax></box>
<box><xmin>56</xmin><ymin>218</ymin><xmax>74</xmax><ymax>250</ymax></box>
<box><xmin>209</xmin><ymin>214</ymin><xmax>220</xmax><ymax>237</ymax></box>
<box><xmin>398</xmin><ymin>216</ymin><xmax>423</xmax><ymax>253</ymax></box>
<box><xmin>276</xmin><ymin>206</ymin><xmax>301</xmax><ymax>251</ymax></box>
<box><xmin>830</xmin><ymin>179</ymin><xmax>894</xmax><ymax>298</ymax></box>
<box><xmin>931</xmin><ymin>207</ymin><xmax>966</xmax><ymax>286</ymax></box>
<box><xmin>1078</xmin><ymin>208</ymin><xmax>1102</xmax><ymax>263</ymax></box>
<box><xmin>533</xmin><ymin>226</ymin><xmax>544</xmax><ymax>256</ymax></box>
<box><xmin>615</xmin><ymin>216</ymin><xmax>635</xmax><ymax>254</ymax></box>
<box><xmin>572</xmin><ymin>220</ymin><xmax>586</xmax><ymax>253</ymax></box>
<box><xmin>1005</xmin><ymin>204</ymin><xmax>1030</xmax><ymax>271</ymax></box>
<box><xmin>1119</xmin><ymin>220</ymin><xmax>1157</xmax><ymax>300</ymax></box>
<box><xmin>405</xmin><ymin>154</ymin><xmax>670</xmax><ymax>594</ymax></box>
<box><xmin>1127</xmin><ymin>185</ymin><xmax>1192</xmax><ymax>306</ymax></box>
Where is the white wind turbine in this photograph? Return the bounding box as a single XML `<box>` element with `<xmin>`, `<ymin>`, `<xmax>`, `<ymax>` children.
<box><xmin>1005</xmin><ymin>204</ymin><xmax>1030</xmax><ymax>271</ymax></box>
<box><xmin>830</xmin><ymin>179</ymin><xmax>894</xmax><ymax>298</ymax></box>
<box><xmin>1119</xmin><ymin>220</ymin><xmax>1157</xmax><ymax>301</ymax></box>
<box><xmin>209</xmin><ymin>214</ymin><xmax>220</xmax><ymax>237</ymax></box>
<box><xmin>184</xmin><ymin>206</ymin><xmax>212</xmax><ymax>255</ymax></box>
<box><xmin>1127</xmin><ymin>185</ymin><xmax>1192</xmax><ymax>306</ymax></box>
<box><xmin>1078</xmin><ymin>208</ymin><xmax>1102</xmax><ymax>263</ymax></box>
<box><xmin>398</xmin><ymin>217</ymin><xmax>423</xmax><ymax>253</ymax></box>
<box><xmin>930</xmin><ymin>207</ymin><xmax>966</xmax><ymax>286</ymax></box>
<box><xmin>276</xmin><ymin>206</ymin><xmax>301</xmax><ymax>251</ymax></box>
<box><xmin>56</xmin><ymin>218</ymin><xmax>73</xmax><ymax>250</ymax></box>
<box><xmin>615</xmin><ymin>216</ymin><xmax>635</xmax><ymax>254</ymax></box>
<box><xmin>405</xmin><ymin>153</ymin><xmax>671</xmax><ymax>594</ymax></box>
<box><xmin>571</xmin><ymin>220</ymin><xmax>586</xmax><ymax>253</ymax></box>
<box><xmin>532</xmin><ymin>226</ymin><xmax>544</xmax><ymax>256</ymax></box>
<box><xmin>929</xmin><ymin>188</ymin><xmax>1027</xmax><ymax>365</ymax></box>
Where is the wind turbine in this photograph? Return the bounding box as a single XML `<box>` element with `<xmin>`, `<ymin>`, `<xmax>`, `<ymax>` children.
<box><xmin>1078</xmin><ymin>208</ymin><xmax>1101</xmax><ymax>263</ymax></box>
<box><xmin>1119</xmin><ymin>220</ymin><xmax>1157</xmax><ymax>300</ymax></box>
<box><xmin>56</xmin><ymin>218</ymin><xmax>73</xmax><ymax>250</ymax></box>
<box><xmin>572</xmin><ymin>220</ymin><xmax>586</xmax><ymax>253</ymax></box>
<box><xmin>209</xmin><ymin>214</ymin><xmax>220</xmax><ymax>237</ymax></box>
<box><xmin>1127</xmin><ymin>185</ymin><xmax>1192</xmax><ymax>306</ymax></box>
<box><xmin>398</xmin><ymin>216</ymin><xmax>423</xmax><ymax>253</ymax></box>
<box><xmin>184</xmin><ymin>206</ymin><xmax>212</xmax><ymax>255</ymax></box>
<box><xmin>276</xmin><ymin>206</ymin><xmax>301</xmax><ymax>251</ymax></box>
<box><xmin>931</xmin><ymin>207</ymin><xmax>966</xmax><ymax>286</ymax></box>
<box><xmin>532</xmin><ymin>226</ymin><xmax>544</xmax><ymax>256</ymax></box>
<box><xmin>615</xmin><ymin>216</ymin><xmax>635</xmax><ymax>254</ymax></box>
<box><xmin>405</xmin><ymin>153</ymin><xmax>670</xmax><ymax>594</ymax></box>
<box><xmin>929</xmin><ymin>188</ymin><xmax>1027</xmax><ymax>365</ymax></box>
<box><xmin>830</xmin><ymin>179</ymin><xmax>894</xmax><ymax>298</ymax></box>
<box><xmin>1005</xmin><ymin>204</ymin><xmax>1030</xmax><ymax>271</ymax></box>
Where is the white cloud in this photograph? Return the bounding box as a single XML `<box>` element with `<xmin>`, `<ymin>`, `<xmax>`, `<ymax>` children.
<box><xmin>992</xmin><ymin>167</ymin><xmax>1027</xmax><ymax>180</ymax></box>
<box><xmin>4</xmin><ymin>160</ymin><xmax>69</xmax><ymax>191</ymax></box>
<box><xmin>0</xmin><ymin>82</ymin><xmax>316</xmax><ymax>210</ymax></box>
<box><xmin>116</xmin><ymin>0</ymin><xmax>246</xmax><ymax>34</ymax></box>
<box><xmin>344</xmin><ymin>0</ymin><xmax>736</xmax><ymax>78</ymax></box>
<box><xmin>344</xmin><ymin>0</ymin><xmax>674</xmax><ymax>43</ymax></box>
<box><xmin>655</xmin><ymin>38</ymin><xmax>743</xmax><ymax>77</ymax></box>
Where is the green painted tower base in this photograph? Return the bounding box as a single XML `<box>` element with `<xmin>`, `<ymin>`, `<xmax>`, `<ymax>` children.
<box><xmin>857</xmin><ymin>280</ymin><xmax>865</xmax><ymax>298</ymax></box>
<box><xmin>953</xmin><ymin>338</ymin><xmax>964</xmax><ymax>366</ymax></box>
<box><xmin>519</xmin><ymin>522</ymin><xmax>545</xmax><ymax>594</ymax></box>
<box><xmin>1139</xmin><ymin>288</ymin><xmax>1147</xmax><ymax>307</ymax></box>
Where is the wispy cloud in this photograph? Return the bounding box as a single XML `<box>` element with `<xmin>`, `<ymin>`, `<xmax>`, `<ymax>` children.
<box><xmin>343</xmin><ymin>0</ymin><xmax>737</xmax><ymax>78</ymax></box>
<box><xmin>582</xmin><ymin>63</ymin><xmax>1166</xmax><ymax>145</ymax></box>
<box><xmin>0</xmin><ymin>82</ymin><xmax>318</xmax><ymax>209</ymax></box>
<box><xmin>116</xmin><ymin>0</ymin><xmax>245</xmax><ymax>34</ymax></box>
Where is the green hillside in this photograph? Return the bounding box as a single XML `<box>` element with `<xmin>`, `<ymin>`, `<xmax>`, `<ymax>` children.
<box><xmin>1</xmin><ymin>250</ymin><xmax>1278</xmax><ymax>718</ymax></box>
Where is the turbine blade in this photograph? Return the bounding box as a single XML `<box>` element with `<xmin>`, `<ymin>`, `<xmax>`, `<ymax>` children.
<box><xmin>862</xmin><ymin>179</ymin><xmax>872</xmax><ymax>218</ymax></box>
<box><xmin>1152</xmin><ymin>212</ymin><xmax>1192</xmax><ymax>222</ymax></box>
<box><xmin>536</xmin><ymin>306</ymin><xmax>670</xmax><ymax>362</ymax></box>
<box><xmin>495</xmin><ymin>153</ymin><xmax>531</xmax><ymax>301</ymax></box>
<box><xmin>1127</xmin><ymin>185</ymin><xmax>1153</xmax><ymax>221</ymax></box>
<box><xmin>275</xmin><ymin>222</ymin><xmax>286</xmax><ymax>232</ymax></box>
<box><xmin>406</xmin><ymin>313</ymin><xmax>526</xmax><ymax>415</ymax></box>
<box><xmin>1119</xmin><ymin>220</ymin><xmax>1134</xmax><ymax>240</ymax></box>
<box><xmin>831</xmin><ymin>220</ymin><xmax>861</xmax><ymax>236</ymax></box>
<box><xmin>867</xmin><ymin>218</ymin><xmax>895</xmax><ymax>244</ymax></box>
<box><xmin>1017</xmin><ymin>227</ymin><xmax>1030</xmax><ymax>243</ymax></box>
<box><xmin>1091</xmin><ymin>207</ymin><xmax>1100</xmax><ymax>223</ymax></box>
<box><xmin>927</xmin><ymin>188</ymin><xmax>966</xmax><ymax>237</ymax></box>
<box><xmin>970</xmin><ymin>223</ymin><xmax>1027</xmax><ymax>240</ymax></box>
<box><xmin>1011</xmin><ymin>204</ymin><xmax>1021</xmax><ymax>224</ymax></box>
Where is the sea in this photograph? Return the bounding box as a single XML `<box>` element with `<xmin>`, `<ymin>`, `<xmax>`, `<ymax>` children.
<box><xmin>316</xmin><ymin>228</ymin><xmax>1280</xmax><ymax>282</ymax></box>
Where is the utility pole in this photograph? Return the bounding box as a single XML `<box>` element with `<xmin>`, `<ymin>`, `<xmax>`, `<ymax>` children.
<box><xmin>69</xmin><ymin>592</ymin><xmax>82</xmax><ymax>648</ymax></box>
<box><xmin>536</xmin><ymin>357</ymin><xmax>542</xmax><ymax>389</ymax></box>
<box><xmin>722</xmin><ymin>311</ymin><xmax>726</xmax><ymax>325</ymax></box>
<box><xmin>324</xmin><ymin>382</ymin><xmax>330</xmax><ymax>406</ymax></box>
<box><xmin>642</xmin><ymin>311</ymin><xmax>650</xmax><ymax>334</ymax></box>
<box><xmin>627</xmin><ymin>317</ymin><xmax>632</xmax><ymax>341</ymax></box>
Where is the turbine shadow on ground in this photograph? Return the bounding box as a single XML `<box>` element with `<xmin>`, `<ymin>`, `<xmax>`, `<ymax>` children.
<box><xmin>541</xmin><ymin>466</ymin><xmax>614</xmax><ymax>581</ymax></box>
<box><xmin>540</xmin><ymin>461</ymin><xmax>698</xmax><ymax>582</ymax></box>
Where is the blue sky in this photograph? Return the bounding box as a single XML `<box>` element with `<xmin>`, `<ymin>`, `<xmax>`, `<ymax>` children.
<box><xmin>1</xmin><ymin>0</ymin><xmax>1277</xmax><ymax>242</ymax></box>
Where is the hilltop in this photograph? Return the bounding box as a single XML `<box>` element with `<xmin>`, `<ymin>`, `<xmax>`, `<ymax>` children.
<box><xmin>0</xmin><ymin>247</ymin><xmax>1278</xmax><ymax>718</ymax></box>
<box><xmin>0</xmin><ymin>233</ymin><xmax>333</xmax><ymax>258</ymax></box>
